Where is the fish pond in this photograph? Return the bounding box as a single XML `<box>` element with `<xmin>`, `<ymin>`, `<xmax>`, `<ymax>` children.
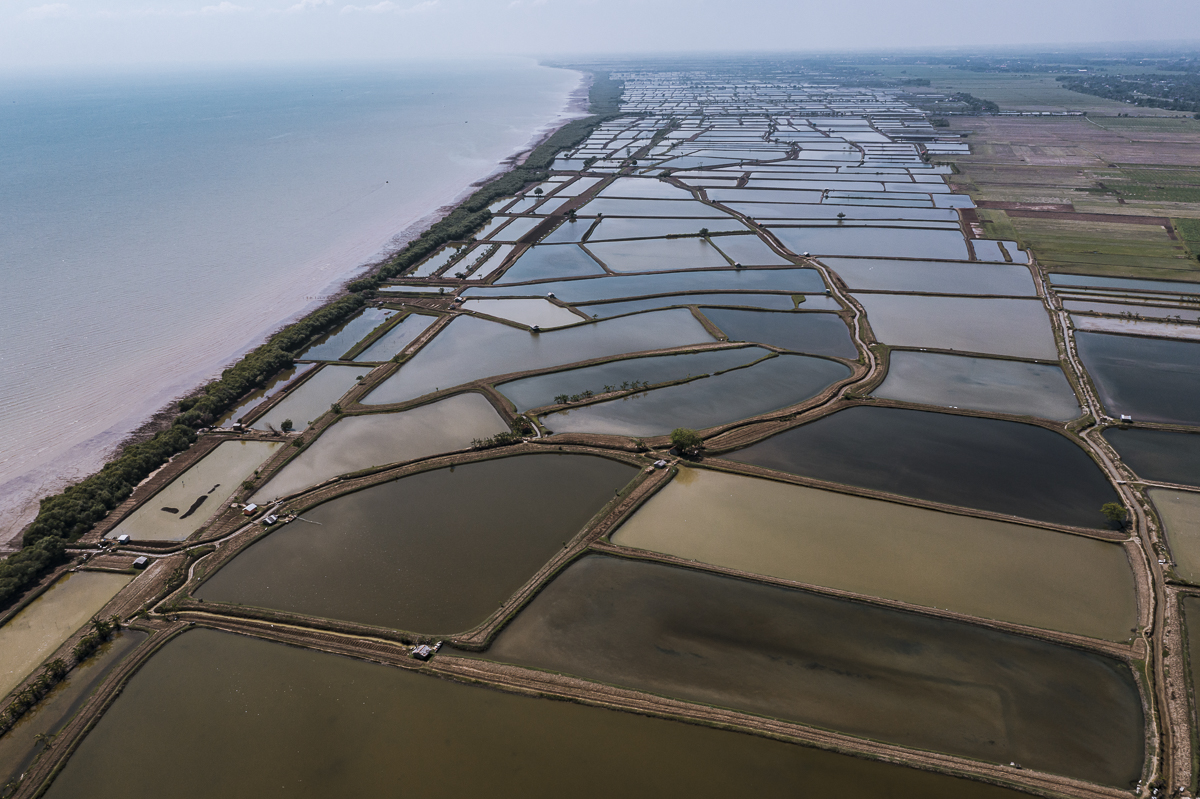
<box><xmin>215</xmin><ymin>363</ymin><xmax>316</xmax><ymax>427</ymax></box>
<box><xmin>856</xmin><ymin>295</ymin><xmax>1059</xmax><ymax>360</ymax></box>
<box><xmin>700</xmin><ymin>308</ymin><xmax>857</xmax><ymax>358</ymax></box>
<box><xmin>466</xmin><ymin>268</ymin><xmax>827</xmax><ymax>302</ymax></box>
<box><xmin>251</xmin><ymin>393</ymin><xmax>506</xmax><ymax>503</ymax></box>
<box><xmin>727</xmin><ymin>406</ymin><xmax>1119</xmax><ymax>528</ymax></box>
<box><xmin>821</xmin><ymin>258</ymin><xmax>1036</xmax><ymax>296</ymax></box>
<box><xmin>496</xmin><ymin>244</ymin><xmax>605</xmax><ymax>283</ymax></box>
<box><xmin>250</xmin><ymin>365</ymin><xmax>372</xmax><ymax>432</ymax></box>
<box><xmin>39</xmin><ymin>628</ymin><xmax>1035</xmax><ymax>799</ymax></box>
<box><xmin>353</xmin><ymin>314</ymin><xmax>437</xmax><ymax>362</ymax></box>
<box><xmin>460</xmin><ymin>298</ymin><xmax>584</xmax><ymax>328</ymax></box>
<box><xmin>578</xmin><ymin>293</ymin><xmax>808</xmax><ymax>317</ymax></box>
<box><xmin>1149</xmin><ymin>488</ymin><xmax>1200</xmax><ymax>585</ymax></box>
<box><xmin>1075</xmin><ymin>332</ymin><xmax>1200</xmax><ymax>426</ymax></box>
<box><xmin>297</xmin><ymin>308</ymin><xmax>396</xmax><ymax>361</ymax></box>
<box><xmin>771</xmin><ymin>227</ymin><xmax>970</xmax><ymax>261</ymax></box>
<box><xmin>205</xmin><ymin>455</ymin><xmax>635</xmax><ymax>634</ymax></box>
<box><xmin>486</xmin><ymin>556</ymin><xmax>1144</xmax><ymax>787</ymax></box>
<box><xmin>584</xmin><ymin>237</ymin><xmax>731</xmax><ymax>272</ymax></box>
<box><xmin>613</xmin><ymin>468</ymin><xmax>1136</xmax><ymax>640</ymax></box>
<box><xmin>1103</xmin><ymin>428</ymin><xmax>1200</xmax><ymax>486</ymax></box>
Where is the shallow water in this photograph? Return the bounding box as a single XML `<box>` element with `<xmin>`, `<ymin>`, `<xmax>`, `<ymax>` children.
<box><xmin>297</xmin><ymin>308</ymin><xmax>396</xmax><ymax>361</ymax></box>
<box><xmin>250</xmin><ymin>365</ymin><xmax>373</xmax><ymax>432</ymax></box>
<box><xmin>772</xmin><ymin>227</ymin><xmax>970</xmax><ymax>260</ymax></box>
<box><xmin>579</xmin><ymin>293</ymin><xmax>806</xmax><ymax>317</ymax></box>
<box><xmin>215</xmin><ymin>364</ymin><xmax>317</xmax><ymax>427</ymax></box>
<box><xmin>544</xmin><ymin>355</ymin><xmax>850</xmax><ymax>436</ymax></box>
<box><xmin>498</xmin><ymin>347</ymin><xmax>764</xmax><ymax>410</ymax></box>
<box><xmin>728</xmin><ymin>406</ymin><xmax>1120</xmax><ymax>528</ymax></box>
<box><xmin>1103</xmin><ymin>428</ymin><xmax>1200</xmax><ymax>486</ymax></box>
<box><xmin>856</xmin><ymin>295</ymin><xmax>1059</xmax><ymax>359</ymax></box>
<box><xmin>598</xmin><ymin>177</ymin><xmax>694</xmax><ymax>199</ymax></box>
<box><xmin>251</xmin><ymin>393</ymin><xmax>507</xmax><ymax>502</ymax></box>
<box><xmin>822</xmin><ymin>257</ymin><xmax>1036</xmax><ymax>295</ymax></box>
<box><xmin>700</xmin><ymin>308</ymin><xmax>857</xmax><ymax>358</ymax></box>
<box><xmin>207</xmin><ymin>455</ymin><xmax>635</xmax><ymax>633</ymax></box>
<box><xmin>1050</xmin><ymin>273</ymin><xmax>1200</xmax><ymax>295</ymax></box>
<box><xmin>579</xmin><ymin>198</ymin><xmax>729</xmax><ymax>217</ymax></box>
<box><xmin>613</xmin><ymin>468</ymin><xmax>1136</xmax><ymax>639</ymax></box>
<box><xmin>40</xmin><ymin>628</ymin><xmax>1033</xmax><ymax>799</ymax></box>
<box><xmin>0</xmin><ymin>571</ymin><xmax>132</xmax><ymax>697</ymax></box>
<box><xmin>487</xmin><ymin>556</ymin><xmax>1144</xmax><ymax>786</ymax></box>
<box><xmin>588</xmin><ymin>218</ymin><xmax>748</xmax><ymax>242</ymax></box>
<box><xmin>363</xmin><ymin>310</ymin><xmax>715</xmax><ymax>405</ymax></box>
<box><xmin>709</xmin><ymin>233</ymin><xmax>792</xmax><ymax>265</ymax></box>
<box><xmin>460</xmin><ymin>298</ymin><xmax>584</xmax><ymax>328</ymax></box>
<box><xmin>353</xmin><ymin>314</ymin><xmax>437</xmax><ymax>362</ymax></box>
<box><xmin>468</xmin><ymin>268</ymin><xmax>827</xmax><ymax>302</ymax></box>
<box><xmin>1150</xmin><ymin>488</ymin><xmax>1200</xmax><ymax>585</ymax></box>
<box><xmin>875</xmin><ymin>351</ymin><xmax>1081</xmax><ymax>420</ymax></box>
<box><xmin>496</xmin><ymin>244</ymin><xmax>605</xmax><ymax>283</ymax></box>
<box><xmin>1075</xmin><ymin>332</ymin><xmax>1200</xmax><ymax>426</ymax></box>
<box><xmin>107</xmin><ymin>440</ymin><xmax>281</xmax><ymax>541</ymax></box>
<box><xmin>585</xmin><ymin>237</ymin><xmax>731</xmax><ymax>272</ymax></box>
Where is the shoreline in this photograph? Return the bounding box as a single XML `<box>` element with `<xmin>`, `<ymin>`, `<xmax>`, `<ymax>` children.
<box><xmin>0</xmin><ymin>67</ymin><xmax>590</xmax><ymax>553</ymax></box>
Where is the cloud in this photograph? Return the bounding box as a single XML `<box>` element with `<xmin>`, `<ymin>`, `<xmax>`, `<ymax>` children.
<box><xmin>199</xmin><ymin>1</ymin><xmax>252</xmax><ymax>14</ymax></box>
<box><xmin>506</xmin><ymin>0</ymin><xmax>546</xmax><ymax>9</ymax></box>
<box><xmin>286</xmin><ymin>0</ymin><xmax>330</xmax><ymax>12</ymax></box>
<box><xmin>21</xmin><ymin>3</ymin><xmax>71</xmax><ymax>19</ymax></box>
<box><xmin>340</xmin><ymin>0</ymin><xmax>436</xmax><ymax>14</ymax></box>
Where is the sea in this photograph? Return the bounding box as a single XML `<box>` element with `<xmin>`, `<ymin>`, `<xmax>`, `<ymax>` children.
<box><xmin>0</xmin><ymin>58</ymin><xmax>582</xmax><ymax>544</ymax></box>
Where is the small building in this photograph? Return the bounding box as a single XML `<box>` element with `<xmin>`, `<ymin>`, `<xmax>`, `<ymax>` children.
<box><xmin>116</xmin><ymin>534</ymin><xmax>131</xmax><ymax>545</ymax></box>
<box><xmin>132</xmin><ymin>556</ymin><xmax>149</xmax><ymax>569</ymax></box>
<box><xmin>1120</xmin><ymin>414</ymin><xmax>1133</xmax><ymax>423</ymax></box>
<box><xmin>242</xmin><ymin>503</ymin><xmax>258</xmax><ymax>517</ymax></box>
<box><xmin>411</xmin><ymin>645</ymin><xmax>434</xmax><ymax>661</ymax></box>
<box><xmin>262</xmin><ymin>514</ymin><xmax>279</xmax><ymax>526</ymax></box>
<box><xmin>653</xmin><ymin>460</ymin><xmax>669</xmax><ymax>469</ymax></box>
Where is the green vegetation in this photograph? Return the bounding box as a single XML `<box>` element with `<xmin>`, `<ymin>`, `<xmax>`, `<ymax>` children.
<box><xmin>1101</xmin><ymin>502</ymin><xmax>1128</xmax><ymax>528</ymax></box>
<box><xmin>0</xmin><ymin>536</ymin><xmax>66</xmax><ymax>609</ymax></box>
<box><xmin>1175</xmin><ymin>217</ymin><xmax>1200</xmax><ymax>260</ymax></box>
<box><xmin>71</xmin><ymin>615</ymin><xmax>121</xmax><ymax>662</ymax></box>
<box><xmin>669</xmin><ymin>428</ymin><xmax>704</xmax><ymax>453</ymax></box>
<box><xmin>554</xmin><ymin>380</ymin><xmax>651</xmax><ymax>405</ymax></box>
<box><xmin>1057</xmin><ymin>73</ymin><xmax>1200</xmax><ymax>113</ymax></box>
<box><xmin>0</xmin><ymin>656</ymin><xmax>69</xmax><ymax>735</ymax></box>
<box><xmin>280</xmin><ymin>419</ymin><xmax>294</xmax><ymax>433</ymax></box>
<box><xmin>470</xmin><ymin>431</ymin><xmax>522</xmax><ymax>450</ymax></box>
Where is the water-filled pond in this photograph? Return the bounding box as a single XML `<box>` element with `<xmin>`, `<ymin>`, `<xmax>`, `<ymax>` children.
<box><xmin>298</xmin><ymin>308</ymin><xmax>396</xmax><ymax>361</ymax></box>
<box><xmin>499</xmin><ymin>347</ymin><xmax>763</xmax><ymax>410</ymax></box>
<box><xmin>460</xmin><ymin>298</ymin><xmax>584</xmax><ymax>328</ymax></box>
<box><xmin>701</xmin><ymin>308</ymin><xmax>857</xmax><ymax>358</ymax></box>
<box><xmin>353</xmin><ymin>314</ymin><xmax>437</xmax><ymax>362</ymax></box>
<box><xmin>585</xmin><ymin>237</ymin><xmax>731</xmax><ymax>272</ymax></box>
<box><xmin>486</xmin><ymin>556</ymin><xmax>1144</xmax><ymax>786</ymax></box>
<box><xmin>107</xmin><ymin>440</ymin><xmax>281</xmax><ymax>541</ymax></box>
<box><xmin>0</xmin><ymin>571</ymin><xmax>132</xmax><ymax>697</ymax></box>
<box><xmin>544</xmin><ymin>355</ymin><xmax>850</xmax><ymax>436</ymax></box>
<box><xmin>613</xmin><ymin>468</ymin><xmax>1136</xmax><ymax>640</ymax></box>
<box><xmin>250</xmin><ymin>393</ymin><xmax>507</xmax><ymax>502</ymax></box>
<box><xmin>39</xmin><ymin>628</ymin><xmax>1034</xmax><ymax>799</ymax></box>
<box><xmin>874</xmin><ymin>351</ymin><xmax>1081</xmax><ymax>421</ymax></box>
<box><xmin>1103</xmin><ymin>428</ymin><xmax>1200</xmax><ymax>486</ymax></box>
<box><xmin>469</xmin><ymin>268</ymin><xmax>827</xmax><ymax>303</ymax></box>
<box><xmin>578</xmin><ymin>198</ymin><xmax>729</xmax><ymax>217</ymax></box>
<box><xmin>496</xmin><ymin>244</ymin><xmax>606</xmax><ymax>283</ymax></box>
<box><xmin>1050</xmin><ymin>273</ymin><xmax>1200</xmax><ymax>295</ymax></box>
<box><xmin>1149</xmin><ymin>488</ymin><xmax>1200</xmax><ymax>585</ymax></box>
<box><xmin>856</xmin><ymin>295</ymin><xmax>1059</xmax><ymax>360</ymax></box>
<box><xmin>598</xmin><ymin>177</ymin><xmax>694</xmax><ymax>199</ymax></box>
<box><xmin>772</xmin><ymin>227</ymin><xmax>970</xmax><ymax>260</ymax></box>
<box><xmin>216</xmin><ymin>364</ymin><xmax>316</xmax><ymax>426</ymax></box>
<box><xmin>250</xmin><ymin>365</ymin><xmax>372</xmax><ymax>432</ymax></box>
<box><xmin>822</xmin><ymin>257</ymin><xmax>1036</xmax><ymax>296</ymax></box>
<box><xmin>579</xmin><ymin>293</ymin><xmax>816</xmax><ymax>317</ymax></box>
<box><xmin>727</xmin><ymin>406</ymin><xmax>1120</xmax><ymax>528</ymax></box>
<box><xmin>363</xmin><ymin>310</ymin><xmax>715</xmax><ymax>405</ymax></box>
<box><xmin>205</xmin><ymin>455</ymin><xmax>635</xmax><ymax>633</ymax></box>
<box><xmin>1075</xmin><ymin>332</ymin><xmax>1200</xmax><ymax>426</ymax></box>
<box><xmin>588</xmin><ymin>218</ymin><xmax>748</xmax><ymax>242</ymax></box>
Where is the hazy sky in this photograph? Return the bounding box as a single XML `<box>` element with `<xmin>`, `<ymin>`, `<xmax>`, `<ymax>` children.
<box><xmin>1</xmin><ymin>0</ymin><xmax>1197</xmax><ymax>68</ymax></box>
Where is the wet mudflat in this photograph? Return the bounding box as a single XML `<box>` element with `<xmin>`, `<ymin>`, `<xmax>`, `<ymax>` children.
<box><xmin>874</xmin><ymin>351</ymin><xmax>1081</xmax><ymax>421</ymax></box>
<box><xmin>363</xmin><ymin>310</ymin><xmax>715</xmax><ymax>405</ymax></box>
<box><xmin>700</xmin><ymin>308</ymin><xmax>857</xmax><ymax>358</ymax></box>
<box><xmin>41</xmin><ymin>628</ymin><xmax>1035</xmax><ymax>799</ymax></box>
<box><xmin>251</xmin><ymin>393</ymin><xmax>507</xmax><ymax>502</ymax></box>
<box><xmin>1103</xmin><ymin>428</ymin><xmax>1200</xmax><ymax>486</ymax></box>
<box><xmin>499</xmin><ymin>347</ymin><xmax>763</xmax><ymax>410</ymax></box>
<box><xmin>0</xmin><ymin>571</ymin><xmax>132</xmax><ymax>697</ymax></box>
<box><xmin>486</xmin><ymin>556</ymin><xmax>1144</xmax><ymax>786</ymax></box>
<box><xmin>1075</xmin><ymin>332</ymin><xmax>1200</xmax><ymax>426</ymax></box>
<box><xmin>727</xmin><ymin>406</ymin><xmax>1119</xmax><ymax>528</ymax></box>
<box><xmin>855</xmin><ymin>295</ymin><xmax>1059</xmax><ymax>360</ymax></box>
<box><xmin>205</xmin><ymin>455</ymin><xmax>636</xmax><ymax>634</ymax></box>
<box><xmin>613</xmin><ymin>468</ymin><xmax>1136</xmax><ymax>640</ymax></box>
<box><xmin>1149</xmin><ymin>488</ymin><xmax>1200</xmax><ymax>584</ymax></box>
<box><xmin>107</xmin><ymin>440</ymin><xmax>281</xmax><ymax>541</ymax></box>
<box><xmin>544</xmin><ymin>355</ymin><xmax>850</xmax><ymax>437</ymax></box>
<box><xmin>250</xmin><ymin>365</ymin><xmax>372</xmax><ymax>432</ymax></box>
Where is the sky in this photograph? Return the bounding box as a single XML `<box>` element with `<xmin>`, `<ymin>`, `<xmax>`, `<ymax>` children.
<box><xmin>0</xmin><ymin>0</ymin><xmax>1198</xmax><ymax>68</ymax></box>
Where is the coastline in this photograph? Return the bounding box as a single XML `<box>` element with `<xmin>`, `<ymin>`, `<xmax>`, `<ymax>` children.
<box><xmin>0</xmin><ymin>67</ymin><xmax>590</xmax><ymax>553</ymax></box>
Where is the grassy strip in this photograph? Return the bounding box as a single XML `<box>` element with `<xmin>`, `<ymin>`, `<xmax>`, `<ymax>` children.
<box><xmin>0</xmin><ymin>70</ymin><xmax>625</xmax><ymax>611</ymax></box>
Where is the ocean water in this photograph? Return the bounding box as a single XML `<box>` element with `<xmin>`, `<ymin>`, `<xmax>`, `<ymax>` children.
<box><xmin>0</xmin><ymin>59</ymin><xmax>581</xmax><ymax>542</ymax></box>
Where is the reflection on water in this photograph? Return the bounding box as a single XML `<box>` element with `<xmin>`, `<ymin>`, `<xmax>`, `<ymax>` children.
<box><xmin>701</xmin><ymin>308</ymin><xmax>857</xmax><ymax>358</ymax></box>
<box><xmin>1076</xmin><ymin>332</ymin><xmax>1200</xmax><ymax>426</ymax></box>
<box><xmin>1104</xmin><ymin>427</ymin><xmax>1200</xmax><ymax>487</ymax></box>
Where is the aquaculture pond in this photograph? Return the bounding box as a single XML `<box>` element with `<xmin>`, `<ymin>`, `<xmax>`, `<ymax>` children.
<box><xmin>251</xmin><ymin>393</ymin><xmax>506</xmax><ymax>503</ymax></box>
<box><xmin>1103</xmin><ymin>428</ymin><xmax>1200</xmax><ymax>486</ymax></box>
<box><xmin>588</xmin><ymin>218</ymin><xmax>749</xmax><ymax>242</ymax></box>
<box><xmin>874</xmin><ymin>351</ymin><xmax>1081</xmax><ymax>421</ymax></box>
<box><xmin>215</xmin><ymin>363</ymin><xmax>316</xmax><ymax>426</ymax></box>
<box><xmin>486</xmin><ymin>556</ymin><xmax>1144</xmax><ymax>787</ymax></box>
<box><xmin>40</xmin><ymin>629</ymin><xmax>1035</xmax><ymax>799</ymax></box>
<box><xmin>250</xmin><ymin>365</ymin><xmax>372</xmax><ymax>432</ymax></box>
<box><xmin>598</xmin><ymin>177</ymin><xmax>694</xmax><ymax>199</ymax></box>
<box><xmin>726</xmin><ymin>406</ymin><xmax>1119</xmax><ymax>528</ymax></box>
<box><xmin>1075</xmin><ymin>332</ymin><xmax>1200</xmax><ymax>426</ymax></box>
<box><xmin>107</xmin><ymin>440</ymin><xmax>281</xmax><ymax>541</ymax></box>
<box><xmin>709</xmin><ymin>233</ymin><xmax>792</xmax><ymax>265</ymax></box>
<box><xmin>0</xmin><ymin>571</ymin><xmax>132</xmax><ymax>697</ymax></box>
<box><xmin>466</xmin><ymin>268</ymin><xmax>827</xmax><ymax>302</ymax></box>
<box><xmin>496</xmin><ymin>244</ymin><xmax>605</xmax><ymax>283</ymax></box>
<box><xmin>205</xmin><ymin>455</ymin><xmax>635</xmax><ymax>633</ymax></box>
<box><xmin>701</xmin><ymin>308</ymin><xmax>857</xmax><ymax>358</ymax></box>
<box><xmin>821</xmin><ymin>258</ymin><xmax>1036</xmax><ymax>296</ymax></box>
<box><xmin>544</xmin><ymin>355</ymin><xmax>850</xmax><ymax>437</ymax></box>
<box><xmin>579</xmin><ymin>293</ymin><xmax>824</xmax><ymax>317</ymax></box>
<box><xmin>0</xmin><ymin>629</ymin><xmax>147</xmax><ymax>789</ymax></box>
<box><xmin>460</xmin><ymin>298</ymin><xmax>584</xmax><ymax>328</ymax></box>
<box><xmin>1150</xmin><ymin>488</ymin><xmax>1200</xmax><ymax>585</ymax></box>
<box><xmin>613</xmin><ymin>468</ymin><xmax>1136</xmax><ymax>640</ymax></box>
<box><xmin>499</xmin><ymin>347</ymin><xmax>763</xmax><ymax>410</ymax></box>
<box><xmin>585</xmin><ymin>237</ymin><xmax>731</xmax><ymax>272</ymax></box>
<box><xmin>579</xmin><ymin>197</ymin><xmax>729</xmax><ymax>217</ymax></box>
<box><xmin>297</xmin><ymin>308</ymin><xmax>396</xmax><ymax>361</ymax></box>
<box><xmin>363</xmin><ymin>310</ymin><xmax>715</xmax><ymax>405</ymax></box>
<box><xmin>353</xmin><ymin>314</ymin><xmax>436</xmax><ymax>362</ymax></box>
<box><xmin>771</xmin><ymin>227</ymin><xmax>970</xmax><ymax>261</ymax></box>
<box><xmin>855</xmin><ymin>295</ymin><xmax>1059</xmax><ymax>360</ymax></box>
